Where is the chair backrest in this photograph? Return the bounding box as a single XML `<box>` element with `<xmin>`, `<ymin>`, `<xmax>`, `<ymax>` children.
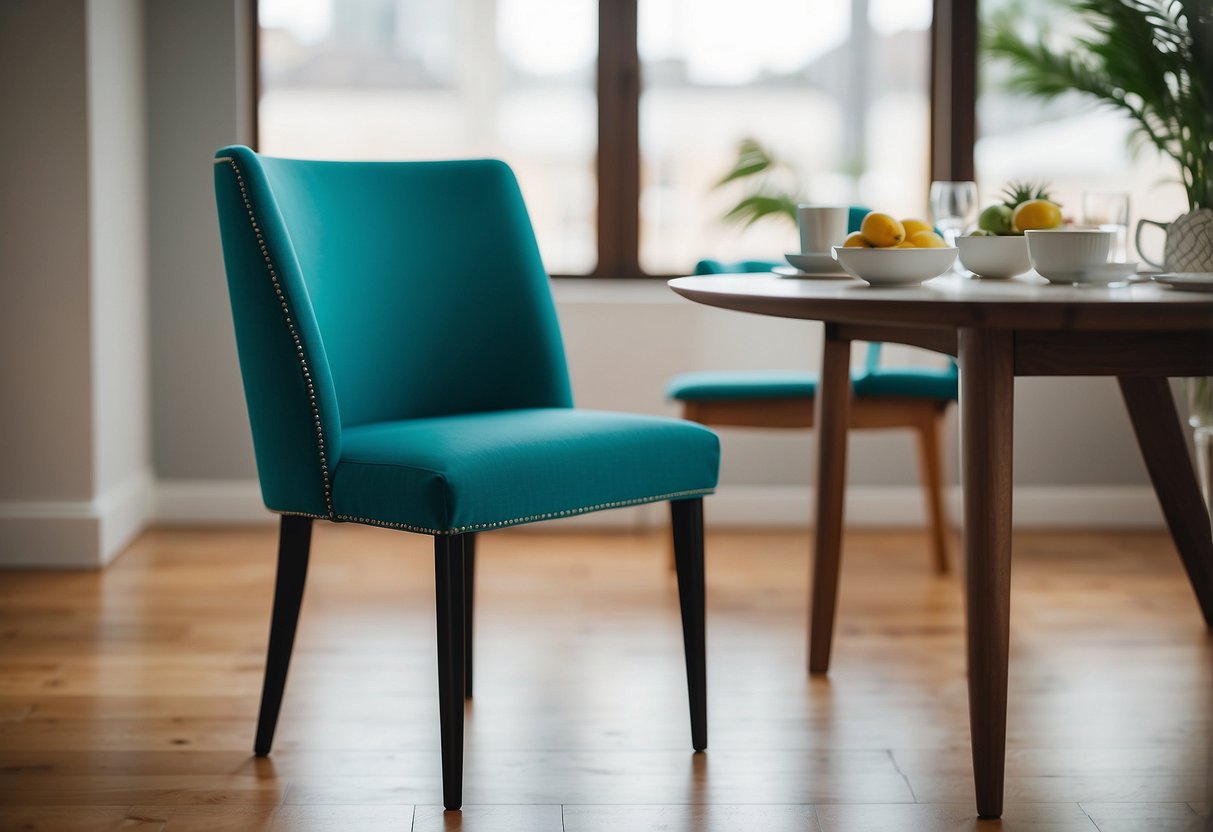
<box><xmin>213</xmin><ymin>146</ymin><xmax>573</xmax><ymax>516</ymax></box>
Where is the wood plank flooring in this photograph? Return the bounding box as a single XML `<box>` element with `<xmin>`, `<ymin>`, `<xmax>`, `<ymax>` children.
<box><xmin>0</xmin><ymin>524</ymin><xmax>1210</xmax><ymax>831</ymax></box>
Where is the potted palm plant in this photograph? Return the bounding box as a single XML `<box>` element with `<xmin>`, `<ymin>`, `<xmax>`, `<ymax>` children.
<box><xmin>983</xmin><ymin>0</ymin><xmax>1213</xmax><ymax>272</ymax></box>
<box><xmin>988</xmin><ymin>0</ymin><xmax>1213</xmax><ymax>525</ymax></box>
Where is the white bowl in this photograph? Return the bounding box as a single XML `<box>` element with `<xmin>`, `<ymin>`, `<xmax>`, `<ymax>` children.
<box><xmin>1025</xmin><ymin>229</ymin><xmax>1112</xmax><ymax>277</ymax></box>
<box><xmin>831</xmin><ymin>246</ymin><xmax>958</xmax><ymax>286</ymax></box>
<box><xmin>956</xmin><ymin>235</ymin><xmax>1031</xmax><ymax>279</ymax></box>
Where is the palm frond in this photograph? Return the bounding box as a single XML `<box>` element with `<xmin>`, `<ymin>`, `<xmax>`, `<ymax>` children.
<box><xmin>713</xmin><ymin>138</ymin><xmax>802</xmax><ymax>228</ymax></box>
<box><xmin>983</xmin><ymin>0</ymin><xmax>1213</xmax><ymax>208</ymax></box>
<box><xmin>714</xmin><ymin>138</ymin><xmax>775</xmax><ymax>187</ymax></box>
<box><xmin>721</xmin><ymin>193</ymin><xmax>798</xmax><ymax>228</ymax></box>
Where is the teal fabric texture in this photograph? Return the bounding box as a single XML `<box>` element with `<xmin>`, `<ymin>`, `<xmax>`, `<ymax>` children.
<box><xmin>692</xmin><ymin>258</ymin><xmax>783</xmax><ymax>275</ymax></box>
<box><xmin>334</xmin><ymin>409</ymin><xmax>719</xmax><ymax>533</ymax></box>
<box><xmin>669</xmin><ymin>371</ymin><xmax>823</xmax><ymax>401</ymax></box>
<box><xmin>670</xmin><ymin>250</ymin><xmax>957</xmax><ymax>405</ymax></box>
<box><xmin>213</xmin><ymin>146</ymin><xmax>719</xmax><ymax>532</ymax></box>
<box><xmin>667</xmin><ymin>365</ymin><xmax>957</xmax><ymax>404</ymax></box>
<box><xmin>852</xmin><ymin>366</ymin><xmax>958</xmax><ymax>400</ymax></box>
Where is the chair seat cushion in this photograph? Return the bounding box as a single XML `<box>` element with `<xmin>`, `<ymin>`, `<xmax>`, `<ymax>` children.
<box><xmin>330</xmin><ymin>408</ymin><xmax>719</xmax><ymax>534</ymax></box>
<box><xmin>853</xmin><ymin>368</ymin><xmax>958</xmax><ymax>400</ymax></box>
<box><xmin>666</xmin><ymin>371</ymin><xmax>824</xmax><ymax>401</ymax></box>
<box><xmin>668</xmin><ymin>368</ymin><xmax>958</xmax><ymax>403</ymax></box>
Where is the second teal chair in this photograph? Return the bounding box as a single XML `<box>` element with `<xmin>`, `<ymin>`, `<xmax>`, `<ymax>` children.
<box><xmin>213</xmin><ymin>146</ymin><xmax>720</xmax><ymax>810</ymax></box>
<box><xmin>667</xmin><ymin>226</ymin><xmax>958</xmax><ymax>572</ymax></box>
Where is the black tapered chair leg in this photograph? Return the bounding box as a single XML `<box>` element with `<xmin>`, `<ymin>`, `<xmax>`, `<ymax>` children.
<box><xmin>254</xmin><ymin>514</ymin><xmax>313</xmax><ymax>757</ymax></box>
<box><xmin>671</xmin><ymin>498</ymin><xmax>708</xmax><ymax>751</ymax></box>
<box><xmin>434</xmin><ymin>534</ymin><xmax>468</xmax><ymax>811</ymax></box>
<box><xmin>464</xmin><ymin>533</ymin><xmax>476</xmax><ymax>699</ymax></box>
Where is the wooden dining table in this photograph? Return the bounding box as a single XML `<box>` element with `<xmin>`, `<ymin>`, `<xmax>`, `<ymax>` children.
<box><xmin>668</xmin><ymin>272</ymin><xmax>1213</xmax><ymax>819</ymax></box>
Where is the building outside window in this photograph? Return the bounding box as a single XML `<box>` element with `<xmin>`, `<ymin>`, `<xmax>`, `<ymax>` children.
<box><xmin>259</xmin><ymin>0</ymin><xmax>932</xmax><ymax>277</ymax></box>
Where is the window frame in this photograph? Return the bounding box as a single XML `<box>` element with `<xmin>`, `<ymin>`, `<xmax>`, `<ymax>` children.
<box><xmin>251</xmin><ymin>0</ymin><xmax>974</xmax><ymax>279</ymax></box>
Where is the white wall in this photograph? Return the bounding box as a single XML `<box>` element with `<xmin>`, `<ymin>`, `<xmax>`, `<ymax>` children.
<box><xmin>0</xmin><ymin>0</ymin><xmax>153</xmax><ymax>567</ymax></box>
<box><xmin>146</xmin><ymin>0</ymin><xmax>257</xmax><ymax>481</ymax></box>
<box><xmin>155</xmin><ymin>272</ymin><xmax>1162</xmax><ymax>529</ymax></box>
<box><xmin>0</xmin><ymin>0</ymin><xmax>95</xmax><ymax>505</ymax></box>
<box><xmin>547</xmin><ymin>281</ymin><xmax>1160</xmax><ymax>530</ymax></box>
<box><xmin>88</xmin><ymin>0</ymin><xmax>153</xmax><ymax>555</ymax></box>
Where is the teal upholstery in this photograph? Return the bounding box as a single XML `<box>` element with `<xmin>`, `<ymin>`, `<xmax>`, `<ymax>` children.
<box><xmin>213</xmin><ymin>146</ymin><xmax>720</xmax><ymax>532</ymax></box>
<box><xmin>334</xmin><ymin>409</ymin><xmax>719</xmax><ymax>533</ymax></box>
<box><xmin>667</xmin><ymin>364</ymin><xmax>958</xmax><ymax>403</ymax></box>
<box><xmin>670</xmin><ymin>251</ymin><xmax>958</xmax><ymax>405</ymax></box>
<box><xmin>214</xmin><ymin>147</ymin><xmax>716</xmax><ymax>811</ymax></box>
<box><xmin>693</xmin><ymin>258</ymin><xmax>784</xmax><ymax>275</ymax></box>
<box><xmin>672</xmin><ymin>370</ymin><xmax>843</xmax><ymax>401</ymax></box>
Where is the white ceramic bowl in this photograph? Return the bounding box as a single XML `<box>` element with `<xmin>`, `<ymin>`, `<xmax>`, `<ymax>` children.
<box><xmin>831</xmin><ymin>246</ymin><xmax>957</xmax><ymax>286</ymax></box>
<box><xmin>956</xmin><ymin>235</ymin><xmax>1031</xmax><ymax>279</ymax></box>
<box><xmin>1025</xmin><ymin>229</ymin><xmax>1112</xmax><ymax>280</ymax></box>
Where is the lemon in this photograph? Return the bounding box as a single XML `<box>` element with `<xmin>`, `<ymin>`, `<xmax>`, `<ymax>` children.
<box><xmin>843</xmin><ymin>231</ymin><xmax>871</xmax><ymax>248</ymax></box>
<box><xmin>860</xmin><ymin>212</ymin><xmax>905</xmax><ymax>247</ymax></box>
<box><xmin>901</xmin><ymin>218</ymin><xmax>933</xmax><ymax>239</ymax></box>
<box><xmin>1011</xmin><ymin>199</ymin><xmax>1062</xmax><ymax>233</ymax></box>
<box><xmin>908</xmin><ymin>229</ymin><xmax>947</xmax><ymax>248</ymax></box>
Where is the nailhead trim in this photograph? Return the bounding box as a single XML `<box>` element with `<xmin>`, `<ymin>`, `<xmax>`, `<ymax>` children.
<box><xmin>222</xmin><ymin>158</ymin><xmax>337</xmax><ymax>518</ymax></box>
<box><xmin>327</xmin><ymin>487</ymin><xmax>715</xmax><ymax>536</ymax></box>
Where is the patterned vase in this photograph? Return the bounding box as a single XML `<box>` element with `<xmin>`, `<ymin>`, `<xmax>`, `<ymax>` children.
<box><xmin>1166</xmin><ymin>209</ymin><xmax>1213</xmax><ymax>272</ymax></box>
<box><xmin>1137</xmin><ymin>208</ymin><xmax>1213</xmax><ymax>272</ymax></box>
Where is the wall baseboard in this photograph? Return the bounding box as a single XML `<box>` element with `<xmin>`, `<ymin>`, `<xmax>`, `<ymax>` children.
<box><xmin>0</xmin><ymin>469</ymin><xmax>154</xmax><ymax>568</ymax></box>
<box><xmin>0</xmin><ymin>474</ymin><xmax>1165</xmax><ymax>569</ymax></box>
<box><xmin>151</xmin><ymin>479</ymin><xmax>1165</xmax><ymax>531</ymax></box>
<box><xmin>155</xmin><ymin>479</ymin><xmax>272</xmax><ymax>525</ymax></box>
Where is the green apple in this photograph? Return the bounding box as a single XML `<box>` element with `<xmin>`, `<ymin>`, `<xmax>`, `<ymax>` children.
<box><xmin>978</xmin><ymin>204</ymin><xmax>1014</xmax><ymax>235</ymax></box>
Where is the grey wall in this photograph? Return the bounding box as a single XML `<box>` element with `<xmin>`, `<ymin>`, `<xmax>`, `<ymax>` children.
<box><xmin>0</xmin><ymin>0</ymin><xmax>152</xmax><ymax>566</ymax></box>
<box><xmin>0</xmin><ymin>0</ymin><xmax>95</xmax><ymax>502</ymax></box>
<box><xmin>146</xmin><ymin>0</ymin><xmax>257</xmax><ymax>481</ymax></box>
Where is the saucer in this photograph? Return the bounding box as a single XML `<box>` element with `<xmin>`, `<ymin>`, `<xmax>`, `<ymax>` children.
<box><xmin>1038</xmin><ymin>261</ymin><xmax>1139</xmax><ymax>285</ymax></box>
<box><xmin>1152</xmin><ymin>272</ymin><xmax>1213</xmax><ymax>293</ymax></box>
<box><xmin>773</xmin><ymin>265</ymin><xmax>856</xmax><ymax>281</ymax></box>
<box><xmin>785</xmin><ymin>252</ymin><xmax>845</xmax><ymax>274</ymax></box>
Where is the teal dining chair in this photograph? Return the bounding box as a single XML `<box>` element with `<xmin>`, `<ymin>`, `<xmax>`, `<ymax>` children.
<box><xmin>212</xmin><ymin>146</ymin><xmax>719</xmax><ymax>810</ymax></box>
<box><xmin>667</xmin><ymin>252</ymin><xmax>958</xmax><ymax>573</ymax></box>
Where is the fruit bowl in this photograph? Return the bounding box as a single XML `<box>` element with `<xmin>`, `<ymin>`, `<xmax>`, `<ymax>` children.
<box><xmin>956</xmin><ymin>235</ymin><xmax>1031</xmax><ymax>279</ymax></box>
<box><xmin>831</xmin><ymin>246</ymin><xmax>958</xmax><ymax>286</ymax></box>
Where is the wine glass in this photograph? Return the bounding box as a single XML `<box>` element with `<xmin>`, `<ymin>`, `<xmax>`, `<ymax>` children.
<box><xmin>929</xmin><ymin>181</ymin><xmax>979</xmax><ymax>247</ymax></box>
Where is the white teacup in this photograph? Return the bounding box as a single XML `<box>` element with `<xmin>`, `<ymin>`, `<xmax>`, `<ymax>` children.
<box><xmin>797</xmin><ymin>205</ymin><xmax>849</xmax><ymax>254</ymax></box>
<box><xmin>1025</xmin><ymin>229</ymin><xmax>1113</xmax><ymax>281</ymax></box>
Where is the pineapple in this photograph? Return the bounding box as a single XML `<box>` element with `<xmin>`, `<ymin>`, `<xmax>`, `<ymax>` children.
<box><xmin>1000</xmin><ymin>180</ymin><xmax>1053</xmax><ymax>210</ymax></box>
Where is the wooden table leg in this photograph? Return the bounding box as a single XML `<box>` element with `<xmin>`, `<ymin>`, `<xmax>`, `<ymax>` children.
<box><xmin>809</xmin><ymin>324</ymin><xmax>851</xmax><ymax>674</ymax></box>
<box><xmin>1118</xmin><ymin>376</ymin><xmax>1213</xmax><ymax>630</ymax></box>
<box><xmin>959</xmin><ymin>328</ymin><xmax>1014</xmax><ymax>819</ymax></box>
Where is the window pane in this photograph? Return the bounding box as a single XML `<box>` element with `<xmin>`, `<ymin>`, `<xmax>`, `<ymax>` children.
<box><xmin>638</xmin><ymin>0</ymin><xmax>932</xmax><ymax>274</ymax></box>
<box><xmin>976</xmin><ymin>0</ymin><xmax>1187</xmax><ymax>261</ymax></box>
<box><xmin>259</xmin><ymin>0</ymin><xmax>598</xmax><ymax>274</ymax></box>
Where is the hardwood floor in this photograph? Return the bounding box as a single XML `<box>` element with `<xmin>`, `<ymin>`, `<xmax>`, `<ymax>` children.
<box><xmin>0</xmin><ymin>524</ymin><xmax>1209</xmax><ymax>831</ymax></box>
